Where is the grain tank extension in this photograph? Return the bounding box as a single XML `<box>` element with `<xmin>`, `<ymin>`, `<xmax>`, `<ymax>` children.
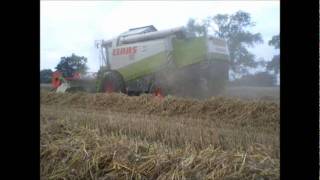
<box><xmin>96</xmin><ymin>25</ymin><xmax>230</xmax><ymax>97</ymax></box>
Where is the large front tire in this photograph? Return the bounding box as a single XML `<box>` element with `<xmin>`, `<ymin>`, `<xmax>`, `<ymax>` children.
<box><xmin>97</xmin><ymin>70</ymin><xmax>126</xmax><ymax>93</ymax></box>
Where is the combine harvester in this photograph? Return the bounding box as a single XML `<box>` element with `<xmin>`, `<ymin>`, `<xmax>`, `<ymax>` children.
<box><xmin>52</xmin><ymin>25</ymin><xmax>230</xmax><ymax>97</ymax></box>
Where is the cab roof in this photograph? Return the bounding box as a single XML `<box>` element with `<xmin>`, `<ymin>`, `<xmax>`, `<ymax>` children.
<box><xmin>120</xmin><ymin>25</ymin><xmax>157</xmax><ymax>37</ymax></box>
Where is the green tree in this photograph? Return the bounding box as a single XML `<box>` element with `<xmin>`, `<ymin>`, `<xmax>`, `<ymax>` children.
<box><xmin>268</xmin><ymin>35</ymin><xmax>280</xmax><ymax>49</ymax></box>
<box><xmin>55</xmin><ymin>53</ymin><xmax>88</xmax><ymax>77</ymax></box>
<box><xmin>40</xmin><ymin>69</ymin><xmax>53</xmax><ymax>83</ymax></box>
<box><xmin>267</xmin><ymin>35</ymin><xmax>280</xmax><ymax>75</ymax></box>
<box><xmin>211</xmin><ymin>11</ymin><xmax>264</xmax><ymax>78</ymax></box>
<box><xmin>186</xmin><ymin>18</ymin><xmax>208</xmax><ymax>37</ymax></box>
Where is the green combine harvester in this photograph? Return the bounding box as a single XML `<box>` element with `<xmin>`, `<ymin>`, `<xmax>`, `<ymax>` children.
<box><xmin>53</xmin><ymin>25</ymin><xmax>230</xmax><ymax>98</ymax></box>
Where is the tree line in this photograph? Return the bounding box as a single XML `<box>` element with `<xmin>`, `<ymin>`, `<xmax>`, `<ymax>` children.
<box><xmin>40</xmin><ymin>53</ymin><xmax>88</xmax><ymax>83</ymax></box>
<box><xmin>185</xmin><ymin>11</ymin><xmax>279</xmax><ymax>85</ymax></box>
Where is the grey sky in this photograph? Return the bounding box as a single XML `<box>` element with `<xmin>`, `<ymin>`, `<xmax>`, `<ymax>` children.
<box><xmin>41</xmin><ymin>0</ymin><xmax>279</xmax><ymax>72</ymax></box>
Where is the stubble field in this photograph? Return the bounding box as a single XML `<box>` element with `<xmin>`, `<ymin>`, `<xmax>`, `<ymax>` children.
<box><xmin>40</xmin><ymin>90</ymin><xmax>279</xmax><ymax>180</ymax></box>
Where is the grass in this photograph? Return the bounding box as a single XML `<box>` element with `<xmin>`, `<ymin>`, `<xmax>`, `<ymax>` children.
<box><xmin>40</xmin><ymin>91</ymin><xmax>279</xmax><ymax>180</ymax></box>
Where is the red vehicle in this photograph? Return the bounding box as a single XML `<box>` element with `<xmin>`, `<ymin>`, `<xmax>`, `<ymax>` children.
<box><xmin>51</xmin><ymin>71</ymin><xmax>83</xmax><ymax>92</ymax></box>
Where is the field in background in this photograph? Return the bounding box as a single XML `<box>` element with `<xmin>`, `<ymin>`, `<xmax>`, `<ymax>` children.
<box><xmin>40</xmin><ymin>91</ymin><xmax>279</xmax><ymax>179</ymax></box>
<box><xmin>222</xmin><ymin>86</ymin><xmax>280</xmax><ymax>103</ymax></box>
<box><xmin>40</xmin><ymin>84</ymin><xmax>52</xmax><ymax>91</ymax></box>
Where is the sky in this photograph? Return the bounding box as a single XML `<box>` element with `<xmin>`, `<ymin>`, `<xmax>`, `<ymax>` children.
<box><xmin>41</xmin><ymin>0</ymin><xmax>280</xmax><ymax>72</ymax></box>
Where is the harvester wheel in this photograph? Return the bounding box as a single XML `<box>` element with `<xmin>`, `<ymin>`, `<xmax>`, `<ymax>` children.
<box><xmin>206</xmin><ymin>76</ymin><xmax>226</xmax><ymax>96</ymax></box>
<box><xmin>153</xmin><ymin>87</ymin><xmax>164</xmax><ymax>98</ymax></box>
<box><xmin>97</xmin><ymin>70</ymin><xmax>126</xmax><ymax>93</ymax></box>
<box><xmin>149</xmin><ymin>82</ymin><xmax>166</xmax><ymax>97</ymax></box>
